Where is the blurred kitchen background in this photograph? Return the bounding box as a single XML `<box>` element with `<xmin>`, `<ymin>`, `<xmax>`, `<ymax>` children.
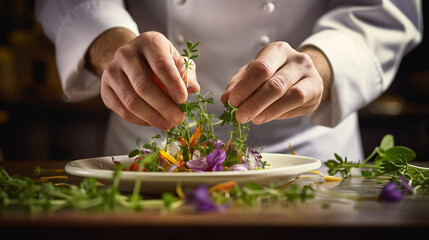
<box><xmin>0</xmin><ymin>1</ymin><xmax>428</xmax><ymax>162</ymax></box>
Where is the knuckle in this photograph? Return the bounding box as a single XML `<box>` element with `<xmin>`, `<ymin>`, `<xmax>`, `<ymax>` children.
<box><xmin>139</xmin><ymin>31</ymin><xmax>165</xmax><ymax>43</ymax></box>
<box><xmin>290</xmin><ymin>86</ymin><xmax>307</xmax><ymax>104</ymax></box>
<box><xmin>252</xmin><ymin>59</ymin><xmax>275</xmax><ymax>78</ymax></box>
<box><xmin>102</xmin><ymin>65</ymin><xmax>117</xmax><ymax>81</ymax></box>
<box><xmin>115</xmin><ymin>45</ymin><xmax>132</xmax><ymax>61</ymax></box>
<box><xmin>274</xmin><ymin>41</ymin><xmax>291</xmax><ymax>52</ymax></box>
<box><xmin>294</xmin><ymin>53</ymin><xmax>313</xmax><ymax>69</ymax></box>
<box><xmin>123</xmin><ymin>94</ymin><xmax>140</xmax><ymax>111</ymax></box>
<box><xmin>152</xmin><ymin>57</ymin><xmax>172</xmax><ymax>73</ymax></box>
<box><xmin>132</xmin><ymin>75</ymin><xmax>151</xmax><ymax>94</ymax></box>
<box><xmin>267</xmin><ymin>76</ymin><xmax>288</xmax><ymax>94</ymax></box>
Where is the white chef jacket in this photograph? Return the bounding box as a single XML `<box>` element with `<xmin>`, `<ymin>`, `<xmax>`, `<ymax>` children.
<box><xmin>35</xmin><ymin>0</ymin><xmax>422</xmax><ymax>162</ymax></box>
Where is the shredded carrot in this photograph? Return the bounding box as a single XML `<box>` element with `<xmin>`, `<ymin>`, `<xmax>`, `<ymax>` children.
<box><xmin>224</xmin><ymin>132</ymin><xmax>233</xmax><ymax>151</ymax></box>
<box><xmin>178</xmin><ymin>136</ymin><xmax>187</xmax><ymax>147</ymax></box>
<box><xmin>158</xmin><ymin>154</ymin><xmax>170</xmax><ymax>167</ymax></box>
<box><xmin>189</xmin><ymin>125</ymin><xmax>202</xmax><ymax>150</ymax></box>
<box><xmin>209</xmin><ymin>181</ymin><xmax>238</xmax><ymax>192</ymax></box>
<box><xmin>154</xmin><ymin>74</ymin><xmax>169</xmax><ymax>96</ymax></box>
<box><xmin>159</xmin><ymin>150</ymin><xmax>178</xmax><ymax>164</ymax></box>
<box><xmin>288</xmin><ymin>143</ymin><xmax>296</xmax><ymax>155</ymax></box>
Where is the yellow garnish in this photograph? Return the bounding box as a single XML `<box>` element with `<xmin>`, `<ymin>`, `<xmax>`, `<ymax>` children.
<box><xmin>323</xmin><ymin>176</ymin><xmax>343</xmax><ymax>181</ymax></box>
<box><xmin>308</xmin><ymin>170</ymin><xmax>343</xmax><ymax>181</ymax></box>
<box><xmin>159</xmin><ymin>150</ymin><xmax>178</xmax><ymax>164</ymax></box>
<box><xmin>40</xmin><ymin>176</ymin><xmax>68</xmax><ymax>180</ymax></box>
<box><xmin>309</xmin><ymin>170</ymin><xmax>323</xmax><ymax>175</ymax></box>
<box><xmin>279</xmin><ymin>181</ymin><xmax>293</xmax><ymax>190</ymax></box>
<box><xmin>176</xmin><ymin>183</ymin><xmax>185</xmax><ymax>199</ymax></box>
<box><xmin>288</xmin><ymin>143</ymin><xmax>296</xmax><ymax>155</ymax></box>
<box><xmin>39</xmin><ymin>169</ymin><xmax>66</xmax><ymax>173</ymax></box>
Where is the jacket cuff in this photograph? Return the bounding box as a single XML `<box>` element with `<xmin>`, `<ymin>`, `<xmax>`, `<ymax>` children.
<box><xmin>55</xmin><ymin>0</ymin><xmax>139</xmax><ymax>101</ymax></box>
<box><xmin>299</xmin><ymin>29</ymin><xmax>383</xmax><ymax>127</ymax></box>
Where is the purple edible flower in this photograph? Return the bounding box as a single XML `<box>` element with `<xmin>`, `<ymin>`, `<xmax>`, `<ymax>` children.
<box><xmin>167</xmin><ymin>161</ymin><xmax>181</xmax><ymax>172</ymax></box>
<box><xmin>246</xmin><ymin>148</ymin><xmax>264</xmax><ymax>169</ymax></box>
<box><xmin>400</xmin><ymin>176</ymin><xmax>414</xmax><ymax>194</ymax></box>
<box><xmin>186</xmin><ymin>185</ymin><xmax>228</xmax><ymax>212</ymax></box>
<box><xmin>208</xmin><ymin>139</ymin><xmax>225</xmax><ymax>149</ymax></box>
<box><xmin>379</xmin><ymin>183</ymin><xmax>403</xmax><ymax>202</ymax></box>
<box><xmin>206</xmin><ymin>148</ymin><xmax>226</xmax><ymax>171</ymax></box>
<box><xmin>227</xmin><ymin>163</ymin><xmax>251</xmax><ymax>171</ymax></box>
<box><xmin>186</xmin><ymin>159</ymin><xmax>209</xmax><ymax>172</ymax></box>
<box><xmin>186</xmin><ymin>149</ymin><xmax>226</xmax><ymax>172</ymax></box>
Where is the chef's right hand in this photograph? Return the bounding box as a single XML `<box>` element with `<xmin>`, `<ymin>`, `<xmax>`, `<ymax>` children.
<box><xmin>86</xmin><ymin>29</ymin><xmax>199</xmax><ymax>130</ymax></box>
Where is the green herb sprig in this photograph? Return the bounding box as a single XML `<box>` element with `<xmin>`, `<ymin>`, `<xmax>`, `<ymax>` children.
<box><xmin>219</xmin><ymin>102</ymin><xmax>250</xmax><ymax>158</ymax></box>
<box><xmin>211</xmin><ymin>182</ymin><xmax>315</xmax><ymax>207</ymax></box>
<box><xmin>181</xmin><ymin>40</ymin><xmax>199</xmax><ymax>87</ymax></box>
<box><xmin>325</xmin><ymin>134</ymin><xmax>429</xmax><ymax>193</ymax></box>
<box><xmin>0</xmin><ymin>167</ymin><xmax>184</xmax><ymax>213</ymax></box>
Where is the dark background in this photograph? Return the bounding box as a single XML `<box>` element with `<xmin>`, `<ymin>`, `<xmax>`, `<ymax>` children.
<box><xmin>0</xmin><ymin>0</ymin><xmax>428</xmax><ymax>162</ymax></box>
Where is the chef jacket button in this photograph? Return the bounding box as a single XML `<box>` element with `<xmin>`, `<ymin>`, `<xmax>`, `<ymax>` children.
<box><xmin>260</xmin><ymin>35</ymin><xmax>271</xmax><ymax>45</ymax></box>
<box><xmin>175</xmin><ymin>34</ymin><xmax>186</xmax><ymax>45</ymax></box>
<box><xmin>262</xmin><ymin>2</ymin><xmax>276</xmax><ymax>13</ymax></box>
<box><xmin>174</xmin><ymin>0</ymin><xmax>186</xmax><ymax>5</ymax></box>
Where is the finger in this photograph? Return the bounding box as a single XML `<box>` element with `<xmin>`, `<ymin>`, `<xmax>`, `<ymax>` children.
<box><xmin>252</xmin><ymin>76</ymin><xmax>322</xmax><ymax>124</ymax></box>
<box><xmin>140</xmin><ymin>33</ymin><xmax>187</xmax><ymax>104</ymax></box>
<box><xmin>221</xmin><ymin>64</ymin><xmax>248</xmax><ymax>103</ymax></box>
<box><xmin>119</xmin><ymin>55</ymin><xmax>185</xmax><ymax>125</ymax></box>
<box><xmin>276</xmin><ymin>105</ymin><xmax>317</xmax><ymax>120</ymax></box>
<box><xmin>228</xmin><ymin>42</ymin><xmax>292</xmax><ymax>107</ymax></box>
<box><xmin>101</xmin><ymin>85</ymin><xmax>149</xmax><ymax>126</ymax></box>
<box><xmin>234</xmin><ymin>60</ymin><xmax>304</xmax><ymax>123</ymax></box>
<box><xmin>186</xmin><ymin>64</ymin><xmax>200</xmax><ymax>94</ymax></box>
<box><xmin>103</xmin><ymin>68</ymin><xmax>176</xmax><ymax>130</ymax></box>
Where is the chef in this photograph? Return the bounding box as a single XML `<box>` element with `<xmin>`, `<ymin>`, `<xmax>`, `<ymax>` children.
<box><xmin>35</xmin><ymin>0</ymin><xmax>422</xmax><ymax>162</ymax></box>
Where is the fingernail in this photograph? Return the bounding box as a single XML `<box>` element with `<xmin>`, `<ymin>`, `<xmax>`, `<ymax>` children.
<box><xmin>229</xmin><ymin>95</ymin><xmax>242</xmax><ymax>107</ymax></box>
<box><xmin>237</xmin><ymin>109</ymin><xmax>250</xmax><ymax>123</ymax></box>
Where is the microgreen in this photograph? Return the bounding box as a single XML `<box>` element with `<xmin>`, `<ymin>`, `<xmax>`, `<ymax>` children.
<box><xmin>181</xmin><ymin>40</ymin><xmax>200</xmax><ymax>86</ymax></box>
<box><xmin>0</xmin><ymin>166</ymin><xmax>183</xmax><ymax>213</ymax></box>
<box><xmin>219</xmin><ymin>102</ymin><xmax>250</xmax><ymax>159</ymax></box>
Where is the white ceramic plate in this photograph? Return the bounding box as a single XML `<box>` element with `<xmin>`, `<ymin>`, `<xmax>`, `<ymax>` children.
<box><xmin>65</xmin><ymin>153</ymin><xmax>321</xmax><ymax>194</ymax></box>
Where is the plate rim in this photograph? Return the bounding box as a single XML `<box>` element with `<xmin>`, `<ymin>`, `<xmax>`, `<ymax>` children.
<box><xmin>65</xmin><ymin>153</ymin><xmax>321</xmax><ymax>179</ymax></box>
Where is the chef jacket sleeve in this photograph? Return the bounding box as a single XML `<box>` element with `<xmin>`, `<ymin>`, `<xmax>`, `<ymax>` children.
<box><xmin>299</xmin><ymin>0</ymin><xmax>422</xmax><ymax>127</ymax></box>
<box><xmin>35</xmin><ymin>0</ymin><xmax>139</xmax><ymax>101</ymax></box>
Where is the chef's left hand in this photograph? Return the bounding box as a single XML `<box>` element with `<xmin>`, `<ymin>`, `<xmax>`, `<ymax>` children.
<box><xmin>221</xmin><ymin>42</ymin><xmax>331</xmax><ymax>124</ymax></box>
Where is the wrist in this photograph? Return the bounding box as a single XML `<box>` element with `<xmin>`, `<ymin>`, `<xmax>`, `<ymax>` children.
<box><xmin>85</xmin><ymin>27</ymin><xmax>137</xmax><ymax>76</ymax></box>
<box><xmin>299</xmin><ymin>45</ymin><xmax>333</xmax><ymax>100</ymax></box>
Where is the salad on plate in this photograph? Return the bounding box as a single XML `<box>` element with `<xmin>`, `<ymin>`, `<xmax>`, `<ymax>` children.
<box><xmin>113</xmin><ymin>41</ymin><xmax>268</xmax><ymax>173</ymax></box>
